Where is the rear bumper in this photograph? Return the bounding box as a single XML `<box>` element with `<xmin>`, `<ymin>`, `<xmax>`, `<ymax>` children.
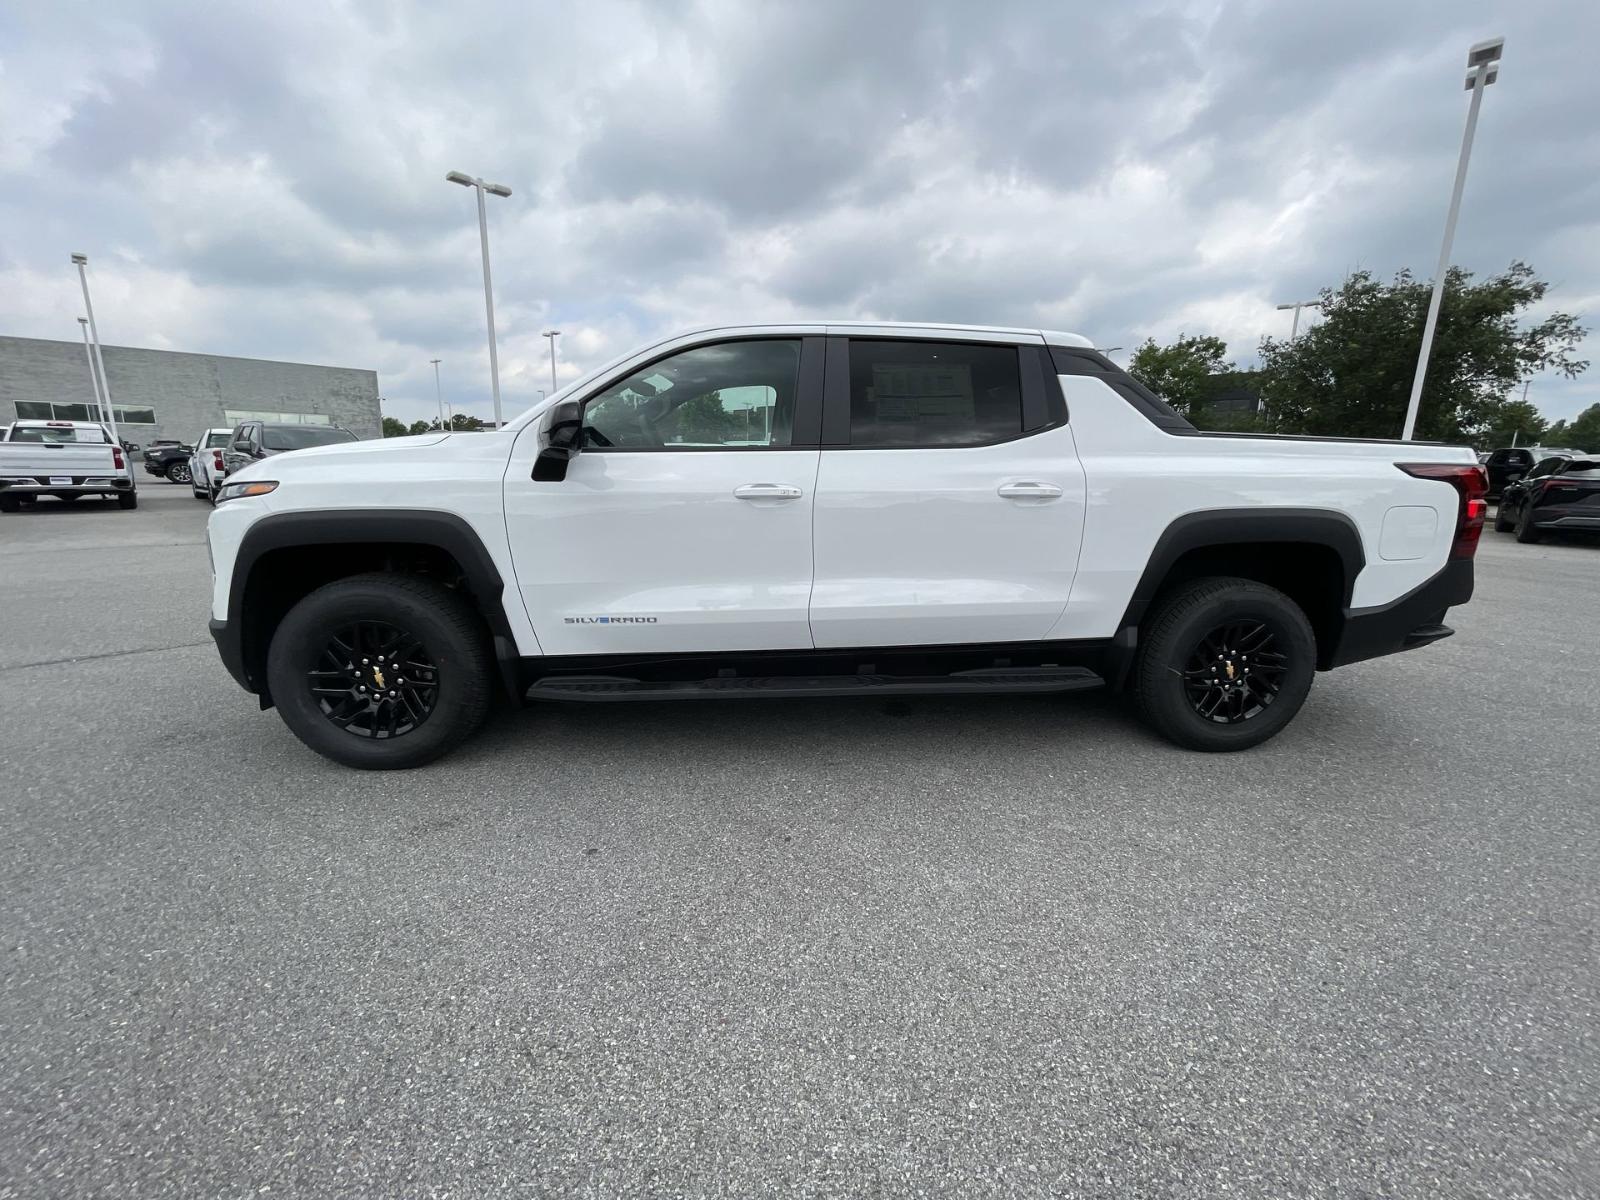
<box><xmin>0</xmin><ymin>476</ymin><xmax>135</xmax><ymax>494</ymax></box>
<box><xmin>1327</xmin><ymin>558</ymin><xmax>1474</xmax><ymax>668</ymax></box>
<box><xmin>1534</xmin><ymin>511</ymin><xmax>1600</xmax><ymax>530</ymax></box>
<box><xmin>209</xmin><ymin>618</ymin><xmax>254</xmax><ymax>693</ymax></box>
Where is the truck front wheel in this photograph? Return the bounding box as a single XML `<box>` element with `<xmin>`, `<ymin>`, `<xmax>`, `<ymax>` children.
<box><xmin>266</xmin><ymin>573</ymin><xmax>495</xmax><ymax>770</ymax></box>
<box><xmin>1134</xmin><ymin>576</ymin><xmax>1316</xmax><ymax>752</ymax></box>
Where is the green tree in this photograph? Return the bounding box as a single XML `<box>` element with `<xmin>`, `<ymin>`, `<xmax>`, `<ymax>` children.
<box><xmin>449</xmin><ymin>413</ymin><xmax>484</xmax><ymax>432</ymax></box>
<box><xmin>407</xmin><ymin>419</ymin><xmax>433</xmax><ymax>435</ymax></box>
<box><xmin>1559</xmin><ymin>403</ymin><xmax>1600</xmax><ymax>453</ymax></box>
<box><xmin>1477</xmin><ymin>399</ymin><xmax>1547</xmax><ymax>450</ymax></box>
<box><xmin>664</xmin><ymin>390</ymin><xmax>738</xmax><ymax>442</ymax></box>
<box><xmin>1127</xmin><ymin>335</ymin><xmax>1232</xmax><ymax>418</ymax></box>
<box><xmin>1258</xmin><ymin>262</ymin><xmax>1587</xmax><ymax>442</ymax></box>
<box><xmin>382</xmin><ymin>416</ymin><xmax>410</xmax><ymax>437</ymax></box>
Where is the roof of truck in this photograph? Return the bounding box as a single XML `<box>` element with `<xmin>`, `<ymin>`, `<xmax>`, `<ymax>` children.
<box><xmin>666</xmin><ymin>322</ymin><xmax>1095</xmax><ymax>347</ymax></box>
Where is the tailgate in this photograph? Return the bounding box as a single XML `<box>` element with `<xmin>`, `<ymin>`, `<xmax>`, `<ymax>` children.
<box><xmin>1533</xmin><ymin>474</ymin><xmax>1600</xmax><ymax>514</ymax></box>
<box><xmin>0</xmin><ymin>443</ymin><xmax>119</xmax><ymax>476</ymax></box>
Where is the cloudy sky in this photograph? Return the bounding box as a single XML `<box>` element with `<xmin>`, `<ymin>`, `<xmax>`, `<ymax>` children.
<box><xmin>2</xmin><ymin>0</ymin><xmax>1597</xmax><ymax>426</ymax></box>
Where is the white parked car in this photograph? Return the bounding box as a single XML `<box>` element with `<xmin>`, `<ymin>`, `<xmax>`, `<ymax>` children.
<box><xmin>188</xmin><ymin>427</ymin><xmax>237</xmax><ymax>501</ymax></box>
<box><xmin>0</xmin><ymin>420</ymin><xmax>137</xmax><ymax>510</ymax></box>
<box><xmin>206</xmin><ymin>322</ymin><xmax>1486</xmax><ymax>769</ymax></box>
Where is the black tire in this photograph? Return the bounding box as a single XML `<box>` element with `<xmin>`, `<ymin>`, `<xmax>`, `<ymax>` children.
<box><xmin>117</xmin><ymin>492</ymin><xmax>138</xmax><ymax>510</ymax></box>
<box><xmin>192</xmin><ymin>485</ymin><xmax>209</xmax><ymax>500</ymax></box>
<box><xmin>1492</xmin><ymin>503</ymin><xmax>1513</xmax><ymax>533</ymax></box>
<box><xmin>266</xmin><ymin>573</ymin><xmax>494</xmax><ymax>770</ymax></box>
<box><xmin>0</xmin><ymin>495</ymin><xmax>19</xmax><ymax>514</ymax></box>
<box><xmin>168</xmin><ymin>461</ymin><xmax>192</xmax><ymax>484</ymax></box>
<box><xmin>1515</xmin><ymin>504</ymin><xmax>1541</xmax><ymax>544</ymax></box>
<box><xmin>1134</xmin><ymin>576</ymin><xmax>1317</xmax><ymax>752</ymax></box>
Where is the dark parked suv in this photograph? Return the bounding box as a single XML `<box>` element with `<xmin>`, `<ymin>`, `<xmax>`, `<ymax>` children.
<box><xmin>1494</xmin><ymin>454</ymin><xmax>1600</xmax><ymax>542</ymax></box>
<box><xmin>1483</xmin><ymin>446</ymin><xmax>1583</xmax><ymax>497</ymax></box>
<box><xmin>223</xmin><ymin>421</ymin><xmax>359</xmax><ymax>474</ymax></box>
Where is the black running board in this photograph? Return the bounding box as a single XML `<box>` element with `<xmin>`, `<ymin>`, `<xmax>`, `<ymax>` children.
<box><xmin>525</xmin><ymin>665</ymin><xmax>1104</xmax><ymax>703</ymax></box>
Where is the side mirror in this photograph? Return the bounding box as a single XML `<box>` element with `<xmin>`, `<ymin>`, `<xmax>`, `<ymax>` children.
<box><xmin>532</xmin><ymin>400</ymin><xmax>583</xmax><ymax>482</ymax></box>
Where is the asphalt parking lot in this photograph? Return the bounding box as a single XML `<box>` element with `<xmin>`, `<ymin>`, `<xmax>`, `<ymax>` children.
<box><xmin>2</xmin><ymin>484</ymin><xmax>1597</xmax><ymax>1198</ymax></box>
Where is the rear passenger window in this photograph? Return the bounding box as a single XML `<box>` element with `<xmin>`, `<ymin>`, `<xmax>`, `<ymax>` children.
<box><xmin>847</xmin><ymin>341</ymin><xmax>1022</xmax><ymax>448</ymax></box>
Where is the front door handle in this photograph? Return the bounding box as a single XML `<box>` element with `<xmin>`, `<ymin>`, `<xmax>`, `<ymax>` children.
<box><xmin>997</xmin><ymin>481</ymin><xmax>1063</xmax><ymax>499</ymax></box>
<box><xmin>733</xmin><ymin>483</ymin><xmax>803</xmax><ymax>501</ymax></box>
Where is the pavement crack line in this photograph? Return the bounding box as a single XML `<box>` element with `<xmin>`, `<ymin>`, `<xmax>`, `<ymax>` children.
<box><xmin>2</xmin><ymin>640</ymin><xmax>213</xmax><ymax>674</ymax></box>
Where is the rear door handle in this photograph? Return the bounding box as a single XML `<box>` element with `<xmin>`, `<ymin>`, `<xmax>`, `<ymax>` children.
<box><xmin>733</xmin><ymin>483</ymin><xmax>803</xmax><ymax>501</ymax></box>
<box><xmin>997</xmin><ymin>481</ymin><xmax>1063</xmax><ymax>499</ymax></box>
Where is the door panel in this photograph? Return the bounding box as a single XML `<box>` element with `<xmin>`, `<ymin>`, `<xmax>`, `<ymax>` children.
<box><xmin>506</xmin><ymin>450</ymin><xmax>821</xmax><ymax>654</ymax></box>
<box><xmin>809</xmin><ymin>424</ymin><xmax>1087</xmax><ymax>647</ymax></box>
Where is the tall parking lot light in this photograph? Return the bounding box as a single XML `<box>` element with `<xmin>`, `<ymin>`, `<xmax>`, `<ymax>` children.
<box><xmin>446</xmin><ymin>171</ymin><xmax>512</xmax><ymax>428</ymax></box>
<box><xmin>77</xmin><ymin>317</ymin><xmax>108</xmax><ymax>422</ymax></box>
<box><xmin>1403</xmin><ymin>36</ymin><xmax>1504</xmax><ymax>441</ymax></box>
<box><xmin>71</xmin><ymin>253</ymin><xmax>120</xmax><ymax>446</ymax></box>
<box><xmin>542</xmin><ymin>329</ymin><xmax>561</xmax><ymax>393</ymax></box>
<box><xmin>430</xmin><ymin>358</ymin><xmax>447</xmax><ymax>432</ymax></box>
<box><xmin>1275</xmin><ymin>299</ymin><xmax>1323</xmax><ymax>342</ymax></box>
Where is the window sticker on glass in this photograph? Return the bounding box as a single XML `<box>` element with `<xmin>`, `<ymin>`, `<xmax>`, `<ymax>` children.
<box><xmin>869</xmin><ymin>364</ymin><xmax>975</xmax><ymax>422</ymax></box>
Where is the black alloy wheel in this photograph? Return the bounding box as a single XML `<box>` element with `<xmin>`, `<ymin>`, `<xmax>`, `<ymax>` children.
<box><xmin>266</xmin><ymin>573</ymin><xmax>494</xmax><ymax>769</ymax></box>
<box><xmin>1181</xmin><ymin>620</ymin><xmax>1289</xmax><ymax>724</ymax></box>
<box><xmin>307</xmin><ymin>621</ymin><xmax>440</xmax><ymax>739</ymax></box>
<box><xmin>1134</xmin><ymin>576</ymin><xmax>1316</xmax><ymax>752</ymax></box>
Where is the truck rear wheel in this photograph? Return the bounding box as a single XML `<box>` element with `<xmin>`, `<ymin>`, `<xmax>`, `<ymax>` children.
<box><xmin>117</xmin><ymin>492</ymin><xmax>138</xmax><ymax>510</ymax></box>
<box><xmin>1134</xmin><ymin>576</ymin><xmax>1316</xmax><ymax>752</ymax></box>
<box><xmin>266</xmin><ymin>573</ymin><xmax>494</xmax><ymax>770</ymax></box>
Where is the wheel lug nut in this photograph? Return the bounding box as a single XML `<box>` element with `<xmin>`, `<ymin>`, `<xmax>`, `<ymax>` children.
<box><xmin>362</xmin><ymin>658</ymin><xmax>369</xmax><ymax>665</ymax></box>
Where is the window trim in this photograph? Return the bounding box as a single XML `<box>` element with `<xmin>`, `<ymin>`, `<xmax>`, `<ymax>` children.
<box><xmin>820</xmin><ymin>336</ymin><xmax>1065</xmax><ymax>451</ymax></box>
<box><xmin>575</xmin><ymin>335</ymin><xmax>824</xmax><ymax>453</ymax></box>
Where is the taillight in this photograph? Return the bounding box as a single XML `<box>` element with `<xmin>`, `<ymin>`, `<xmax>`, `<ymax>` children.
<box><xmin>213</xmin><ymin>450</ymin><xmax>225</xmax><ymax>471</ymax></box>
<box><xmin>1397</xmin><ymin>463</ymin><xmax>1488</xmax><ymax>559</ymax></box>
<box><xmin>111</xmin><ymin>446</ymin><xmax>124</xmax><ymax>470</ymax></box>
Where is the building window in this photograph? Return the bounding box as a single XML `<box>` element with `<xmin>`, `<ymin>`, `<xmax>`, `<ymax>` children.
<box><xmin>8</xmin><ymin>400</ymin><xmax>155</xmax><ymax>424</ymax></box>
<box><xmin>223</xmin><ymin>409</ymin><xmax>332</xmax><ymax>426</ymax></box>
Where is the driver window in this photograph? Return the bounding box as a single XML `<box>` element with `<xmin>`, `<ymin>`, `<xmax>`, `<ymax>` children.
<box><xmin>1528</xmin><ymin>458</ymin><xmax>1559</xmax><ymax>478</ymax></box>
<box><xmin>582</xmin><ymin>340</ymin><xmax>801</xmax><ymax>450</ymax></box>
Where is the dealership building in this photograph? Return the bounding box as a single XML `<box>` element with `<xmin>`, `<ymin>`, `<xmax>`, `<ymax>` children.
<box><xmin>0</xmin><ymin>335</ymin><xmax>381</xmax><ymax>446</ymax></box>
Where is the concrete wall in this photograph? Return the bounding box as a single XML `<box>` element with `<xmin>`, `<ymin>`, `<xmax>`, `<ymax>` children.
<box><xmin>0</xmin><ymin>336</ymin><xmax>381</xmax><ymax>446</ymax></box>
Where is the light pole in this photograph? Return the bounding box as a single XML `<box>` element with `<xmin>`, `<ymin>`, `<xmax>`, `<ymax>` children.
<box><xmin>1402</xmin><ymin>36</ymin><xmax>1504</xmax><ymax>441</ymax></box>
<box><xmin>71</xmin><ymin>254</ymin><xmax>120</xmax><ymax>446</ymax></box>
<box><xmin>77</xmin><ymin>317</ymin><xmax>108</xmax><ymax>422</ymax></box>
<box><xmin>430</xmin><ymin>358</ymin><xmax>446</xmax><ymax>431</ymax></box>
<box><xmin>1275</xmin><ymin>299</ymin><xmax>1323</xmax><ymax>341</ymax></box>
<box><xmin>445</xmin><ymin>170</ymin><xmax>512</xmax><ymax>428</ymax></box>
<box><xmin>542</xmin><ymin>330</ymin><xmax>561</xmax><ymax>393</ymax></box>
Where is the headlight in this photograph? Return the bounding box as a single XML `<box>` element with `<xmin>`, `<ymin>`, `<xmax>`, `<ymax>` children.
<box><xmin>215</xmin><ymin>480</ymin><xmax>279</xmax><ymax>503</ymax></box>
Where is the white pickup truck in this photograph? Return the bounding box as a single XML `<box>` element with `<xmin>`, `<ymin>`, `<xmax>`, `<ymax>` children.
<box><xmin>0</xmin><ymin>420</ymin><xmax>138</xmax><ymax>510</ymax></box>
<box><xmin>206</xmin><ymin>322</ymin><xmax>1486</xmax><ymax>769</ymax></box>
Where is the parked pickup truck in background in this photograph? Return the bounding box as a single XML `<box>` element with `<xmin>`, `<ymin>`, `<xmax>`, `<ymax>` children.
<box><xmin>0</xmin><ymin>420</ymin><xmax>138</xmax><ymax>511</ymax></box>
<box><xmin>205</xmin><ymin>321</ymin><xmax>1486</xmax><ymax>770</ymax></box>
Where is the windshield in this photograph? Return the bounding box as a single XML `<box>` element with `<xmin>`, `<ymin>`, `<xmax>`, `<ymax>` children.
<box><xmin>262</xmin><ymin>426</ymin><xmax>358</xmax><ymax>451</ymax></box>
<box><xmin>205</xmin><ymin>431</ymin><xmax>233</xmax><ymax>448</ymax></box>
<box><xmin>8</xmin><ymin>425</ymin><xmax>109</xmax><ymax>444</ymax></box>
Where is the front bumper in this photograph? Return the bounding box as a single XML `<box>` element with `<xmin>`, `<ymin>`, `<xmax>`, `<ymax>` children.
<box><xmin>1327</xmin><ymin>558</ymin><xmax>1474</xmax><ymax>668</ymax></box>
<box><xmin>209</xmin><ymin>618</ymin><xmax>253</xmax><ymax>693</ymax></box>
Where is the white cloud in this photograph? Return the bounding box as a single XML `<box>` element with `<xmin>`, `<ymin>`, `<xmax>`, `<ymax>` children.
<box><xmin>1</xmin><ymin>0</ymin><xmax>1596</xmax><ymax>425</ymax></box>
